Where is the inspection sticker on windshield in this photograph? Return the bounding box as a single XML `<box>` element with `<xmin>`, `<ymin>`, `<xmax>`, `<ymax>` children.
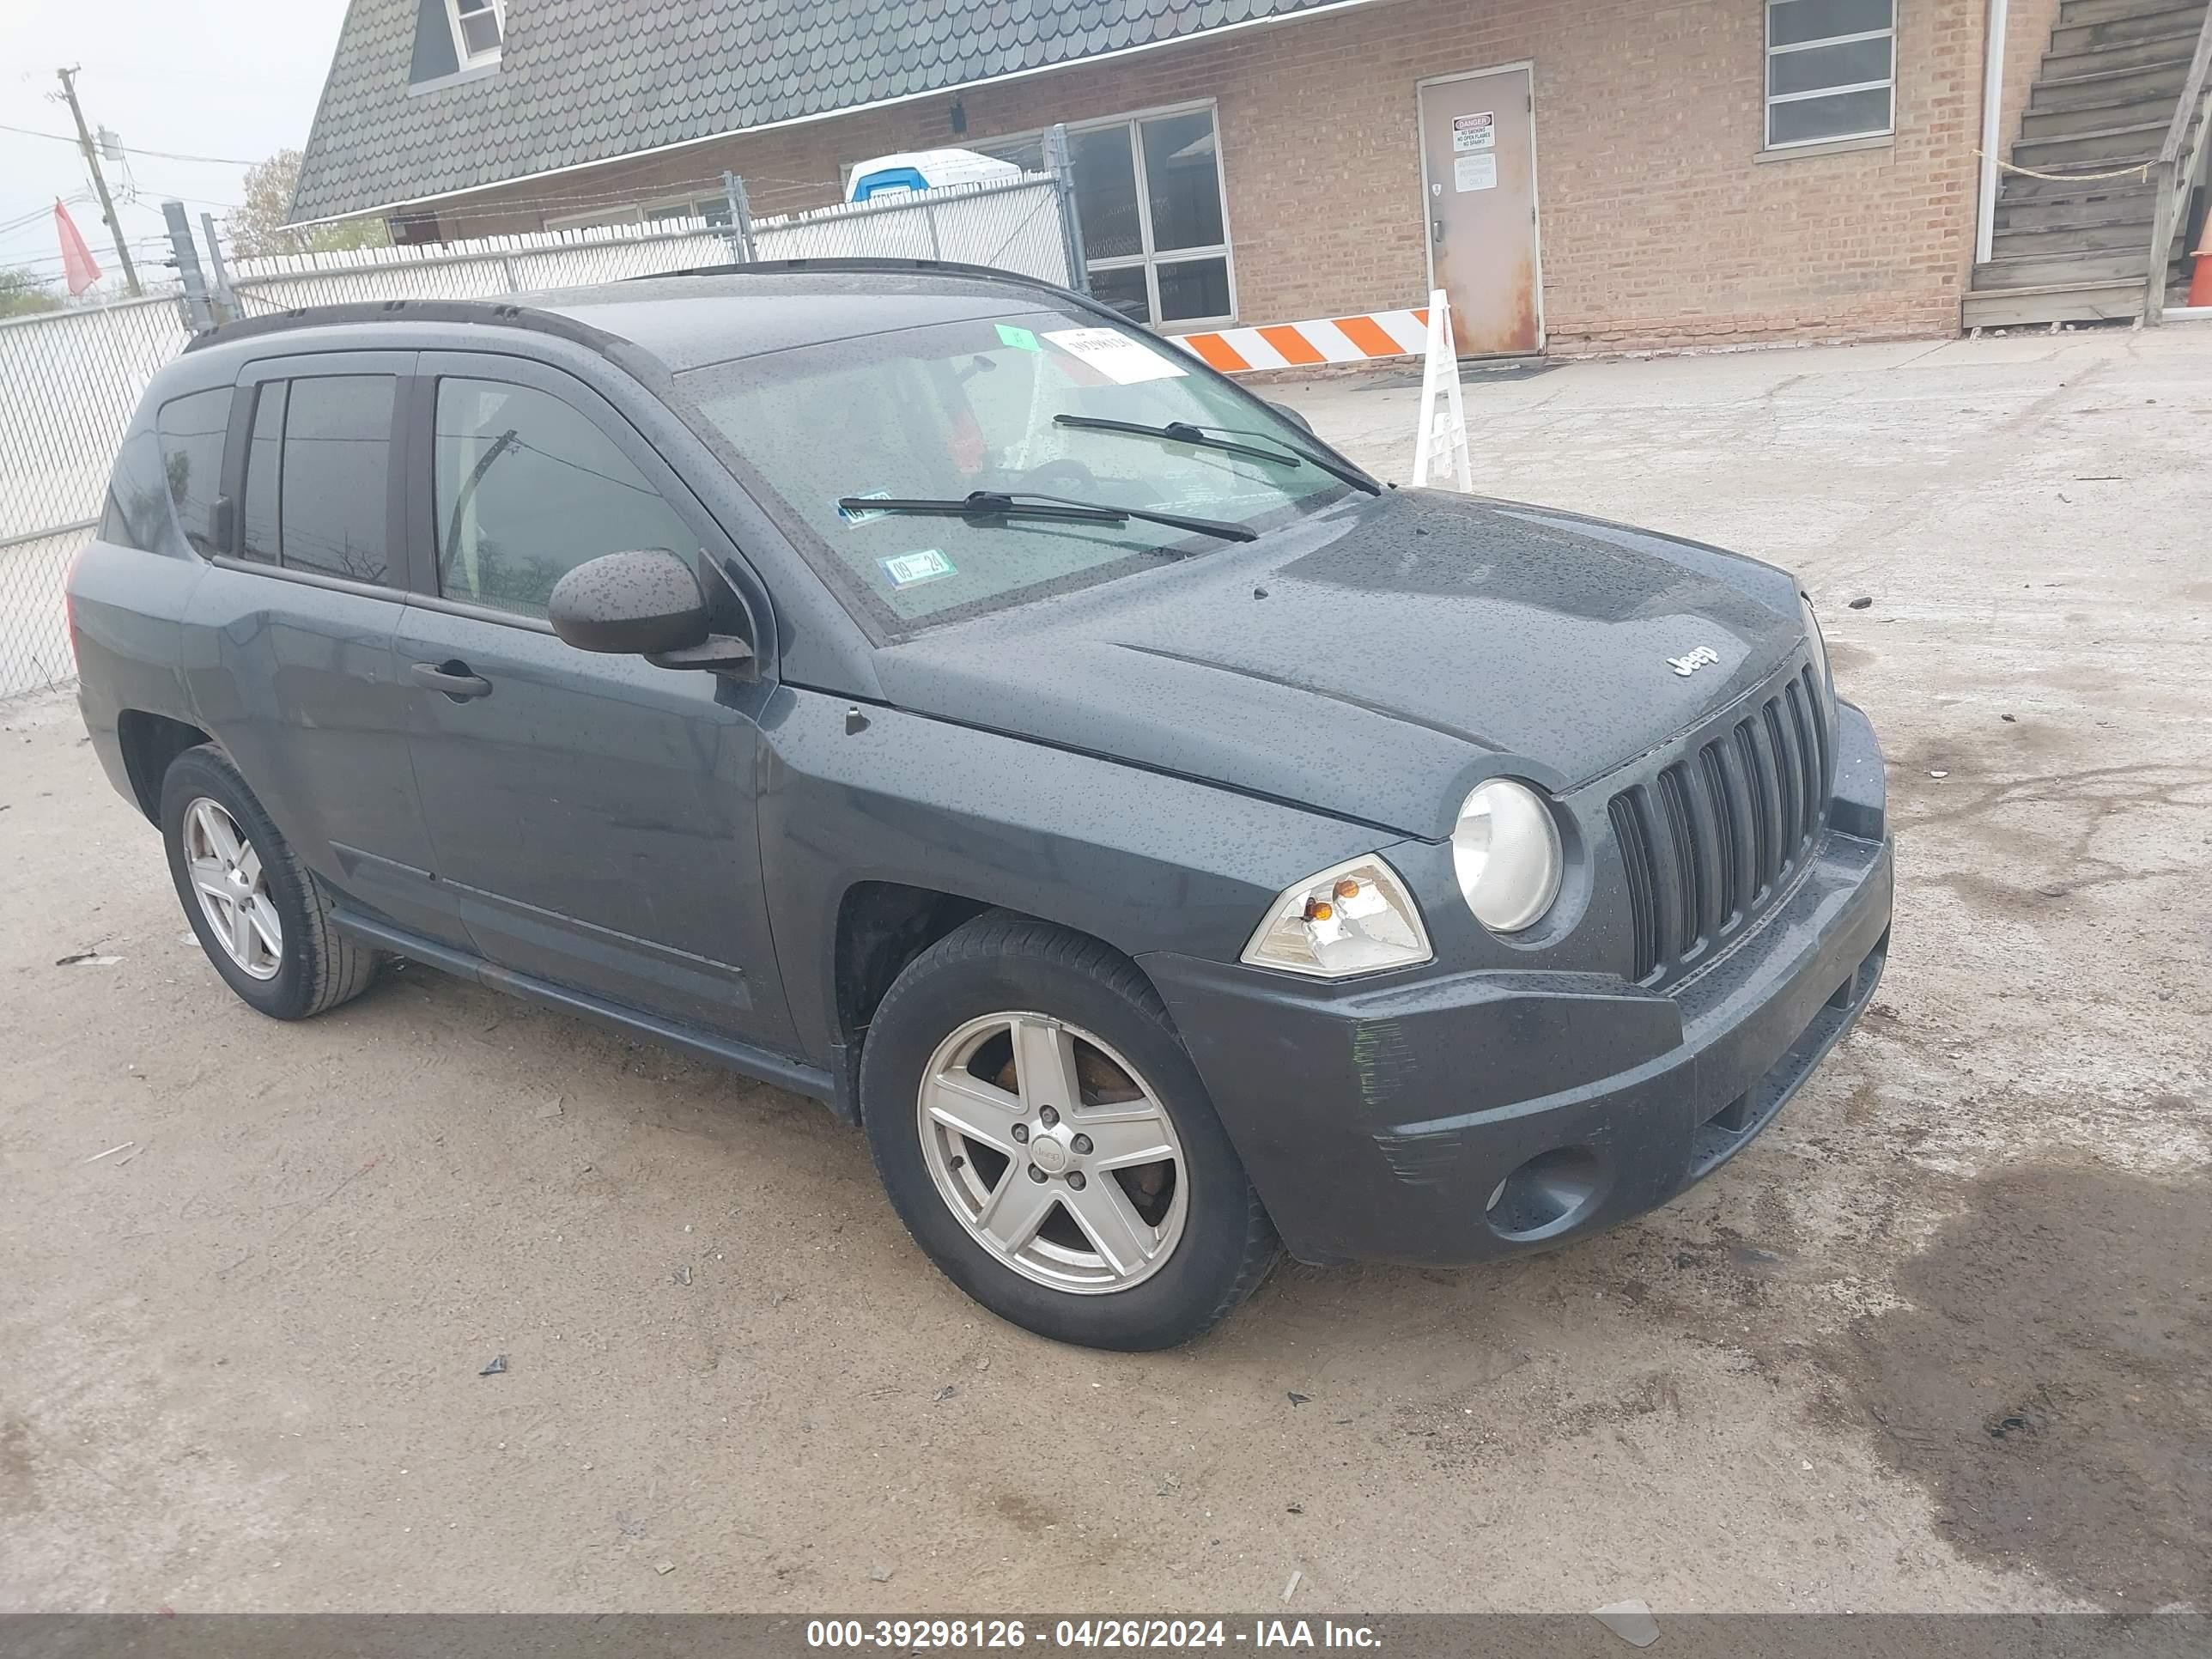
<box><xmin>839</xmin><ymin>489</ymin><xmax>893</xmax><ymax>526</ymax></box>
<box><xmin>1042</xmin><ymin>327</ymin><xmax>1188</xmax><ymax>385</ymax></box>
<box><xmin>994</xmin><ymin>322</ymin><xmax>1042</xmax><ymax>352</ymax></box>
<box><xmin>881</xmin><ymin>548</ymin><xmax>956</xmax><ymax>588</ymax></box>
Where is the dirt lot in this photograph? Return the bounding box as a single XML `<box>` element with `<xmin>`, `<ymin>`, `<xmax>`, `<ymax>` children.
<box><xmin>2</xmin><ymin>327</ymin><xmax>2206</xmax><ymax>1614</ymax></box>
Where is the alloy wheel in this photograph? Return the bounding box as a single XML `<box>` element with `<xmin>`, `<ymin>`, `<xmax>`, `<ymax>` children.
<box><xmin>182</xmin><ymin>797</ymin><xmax>283</xmax><ymax>981</ymax></box>
<box><xmin>915</xmin><ymin>1012</ymin><xmax>1188</xmax><ymax>1293</ymax></box>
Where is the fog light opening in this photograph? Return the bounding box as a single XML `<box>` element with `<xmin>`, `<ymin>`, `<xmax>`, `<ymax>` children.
<box><xmin>1486</xmin><ymin>1146</ymin><xmax>1604</xmax><ymax>1241</ymax></box>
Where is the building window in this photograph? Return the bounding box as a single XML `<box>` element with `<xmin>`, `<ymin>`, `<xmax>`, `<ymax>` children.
<box><xmin>544</xmin><ymin>194</ymin><xmax>733</xmax><ymax>234</ymax></box>
<box><xmin>983</xmin><ymin>104</ymin><xmax>1236</xmax><ymax>328</ymax></box>
<box><xmin>447</xmin><ymin>0</ymin><xmax>504</xmax><ymax>68</ymax></box>
<box><xmin>645</xmin><ymin>195</ymin><xmax>733</xmax><ymax>228</ymax></box>
<box><xmin>1765</xmin><ymin>0</ymin><xmax>1895</xmax><ymax>149</ymax></box>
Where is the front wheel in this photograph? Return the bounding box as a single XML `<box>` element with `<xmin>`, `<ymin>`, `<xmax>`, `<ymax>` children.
<box><xmin>860</xmin><ymin>916</ymin><xmax>1279</xmax><ymax>1350</ymax></box>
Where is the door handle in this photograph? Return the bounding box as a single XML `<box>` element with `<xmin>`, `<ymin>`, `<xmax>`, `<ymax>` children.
<box><xmin>410</xmin><ymin>660</ymin><xmax>493</xmax><ymax>701</ymax></box>
<box><xmin>1431</xmin><ymin>217</ymin><xmax>1444</xmax><ymax>246</ymax></box>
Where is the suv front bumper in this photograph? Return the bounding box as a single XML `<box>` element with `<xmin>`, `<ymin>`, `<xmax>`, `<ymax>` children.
<box><xmin>1142</xmin><ymin>718</ymin><xmax>1893</xmax><ymax>1267</ymax></box>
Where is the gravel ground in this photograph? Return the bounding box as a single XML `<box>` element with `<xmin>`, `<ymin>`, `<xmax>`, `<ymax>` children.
<box><xmin>1</xmin><ymin>325</ymin><xmax>2205</xmax><ymax>1614</ymax></box>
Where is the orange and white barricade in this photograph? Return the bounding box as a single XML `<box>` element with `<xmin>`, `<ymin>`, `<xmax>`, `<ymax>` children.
<box><xmin>1172</xmin><ymin>307</ymin><xmax>1432</xmax><ymax>374</ymax></box>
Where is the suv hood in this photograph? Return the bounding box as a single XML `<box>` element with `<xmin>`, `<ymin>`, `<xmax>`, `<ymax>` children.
<box><xmin>872</xmin><ymin>489</ymin><xmax>1806</xmax><ymax>838</ymax></box>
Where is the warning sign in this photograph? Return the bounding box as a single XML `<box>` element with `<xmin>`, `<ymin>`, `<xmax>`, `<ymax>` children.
<box><xmin>1452</xmin><ymin>112</ymin><xmax>1496</xmax><ymax>153</ymax></box>
<box><xmin>1454</xmin><ymin>152</ymin><xmax>1498</xmax><ymax>192</ymax></box>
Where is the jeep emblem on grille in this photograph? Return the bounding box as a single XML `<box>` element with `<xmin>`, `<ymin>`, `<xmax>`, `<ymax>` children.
<box><xmin>1667</xmin><ymin>646</ymin><xmax>1721</xmax><ymax>678</ymax></box>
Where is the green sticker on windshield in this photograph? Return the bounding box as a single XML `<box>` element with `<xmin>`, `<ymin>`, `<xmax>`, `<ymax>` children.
<box><xmin>995</xmin><ymin>323</ymin><xmax>1042</xmax><ymax>353</ymax></box>
<box><xmin>839</xmin><ymin>489</ymin><xmax>892</xmax><ymax>526</ymax></box>
<box><xmin>881</xmin><ymin>548</ymin><xmax>956</xmax><ymax>588</ymax></box>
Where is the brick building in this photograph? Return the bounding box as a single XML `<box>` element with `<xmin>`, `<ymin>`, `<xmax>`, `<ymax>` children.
<box><xmin>291</xmin><ymin>2</ymin><xmax>2206</xmax><ymax>354</ymax></box>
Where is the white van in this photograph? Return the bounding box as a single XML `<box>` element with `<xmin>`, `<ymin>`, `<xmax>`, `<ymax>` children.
<box><xmin>844</xmin><ymin>148</ymin><xmax>1027</xmax><ymax>203</ymax></box>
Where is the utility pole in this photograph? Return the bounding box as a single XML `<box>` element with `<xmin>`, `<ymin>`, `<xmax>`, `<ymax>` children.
<box><xmin>55</xmin><ymin>65</ymin><xmax>140</xmax><ymax>296</ymax></box>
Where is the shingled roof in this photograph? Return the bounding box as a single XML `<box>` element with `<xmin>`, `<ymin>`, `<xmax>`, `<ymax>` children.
<box><xmin>290</xmin><ymin>0</ymin><xmax>1358</xmax><ymax>224</ymax></box>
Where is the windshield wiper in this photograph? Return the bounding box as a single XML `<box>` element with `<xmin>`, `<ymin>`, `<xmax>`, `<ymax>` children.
<box><xmin>834</xmin><ymin>490</ymin><xmax>1256</xmax><ymax>544</ymax></box>
<box><xmin>1054</xmin><ymin>412</ymin><xmax>1381</xmax><ymax>496</ymax></box>
<box><xmin>1052</xmin><ymin>414</ymin><xmax>1305</xmax><ymax>469</ymax></box>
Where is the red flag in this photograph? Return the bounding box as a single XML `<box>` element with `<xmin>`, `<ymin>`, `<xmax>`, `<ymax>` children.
<box><xmin>55</xmin><ymin>199</ymin><xmax>101</xmax><ymax>296</ymax></box>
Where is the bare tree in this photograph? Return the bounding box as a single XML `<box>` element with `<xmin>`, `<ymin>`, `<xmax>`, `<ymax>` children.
<box><xmin>225</xmin><ymin>150</ymin><xmax>392</xmax><ymax>258</ymax></box>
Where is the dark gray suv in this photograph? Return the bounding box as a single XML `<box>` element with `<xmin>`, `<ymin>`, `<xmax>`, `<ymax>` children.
<box><xmin>68</xmin><ymin>264</ymin><xmax>1892</xmax><ymax>1350</ymax></box>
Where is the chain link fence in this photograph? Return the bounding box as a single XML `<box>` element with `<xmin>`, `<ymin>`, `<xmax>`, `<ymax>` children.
<box><xmin>222</xmin><ymin>173</ymin><xmax>1072</xmax><ymax>315</ymax></box>
<box><xmin>2</xmin><ymin>296</ymin><xmax>192</xmax><ymax>697</ymax></box>
<box><xmin>0</xmin><ymin>170</ymin><xmax>1077</xmax><ymax>700</ymax></box>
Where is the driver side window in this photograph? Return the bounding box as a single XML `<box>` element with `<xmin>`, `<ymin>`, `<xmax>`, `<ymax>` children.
<box><xmin>432</xmin><ymin>378</ymin><xmax>697</xmax><ymax>619</ymax></box>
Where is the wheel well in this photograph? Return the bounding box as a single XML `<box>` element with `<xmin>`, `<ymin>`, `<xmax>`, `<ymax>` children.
<box><xmin>116</xmin><ymin>710</ymin><xmax>212</xmax><ymax>824</ymax></box>
<box><xmin>833</xmin><ymin>883</ymin><xmax>992</xmax><ymax>1048</ymax></box>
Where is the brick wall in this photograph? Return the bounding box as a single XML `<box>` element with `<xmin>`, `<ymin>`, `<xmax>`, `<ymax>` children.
<box><xmin>433</xmin><ymin>0</ymin><xmax>1996</xmax><ymax>353</ymax></box>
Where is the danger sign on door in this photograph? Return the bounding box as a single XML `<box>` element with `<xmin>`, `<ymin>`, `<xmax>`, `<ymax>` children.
<box><xmin>1452</xmin><ymin>112</ymin><xmax>1496</xmax><ymax>153</ymax></box>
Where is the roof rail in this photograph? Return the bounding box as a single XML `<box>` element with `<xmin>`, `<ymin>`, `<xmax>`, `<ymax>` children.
<box><xmin>626</xmin><ymin>254</ymin><xmax>1082</xmax><ymax>300</ymax></box>
<box><xmin>182</xmin><ymin>260</ymin><xmax>1081</xmax><ymax>355</ymax></box>
<box><xmin>180</xmin><ymin>296</ymin><xmax>625</xmax><ymax>356</ymax></box>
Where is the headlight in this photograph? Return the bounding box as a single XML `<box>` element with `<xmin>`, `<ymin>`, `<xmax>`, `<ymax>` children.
<box><xmin>1452</xmin><ymin>779</ymin><xmax>1561</xmax><ymax>933</ymax></box>
<box><xmin>1242</xmin><ymin>856</ymin><xmax>1431</xmax><ymax>979</ymax></box>
<box><xmin>1801</xmin><ymin>590</ymin><xmax>1829</xmax><ymax>690</ymax></box>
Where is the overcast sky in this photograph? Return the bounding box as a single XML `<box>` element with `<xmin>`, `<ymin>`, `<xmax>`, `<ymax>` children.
<box><xmin>0</xmin><ymin>0</ymin><xmax>349</xmax><ymax>290</ymax></box>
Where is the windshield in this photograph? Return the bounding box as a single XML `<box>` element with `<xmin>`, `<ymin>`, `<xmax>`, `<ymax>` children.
<box><xmin>678</xmin><ymin>306</ymin><xmax>1353</xmax><ymax>632</ymax></box>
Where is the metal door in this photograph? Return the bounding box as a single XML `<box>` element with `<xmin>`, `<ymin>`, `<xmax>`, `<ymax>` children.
<box><xmin>1417</xmin><ymin>65</ymin><xmax>1544</xmax><ymax>356</ymax></box>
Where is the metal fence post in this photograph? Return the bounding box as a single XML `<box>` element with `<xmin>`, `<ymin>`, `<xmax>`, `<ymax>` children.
<box><xmin>1044</xmin><ymin>124</ymin><xmax>1090</xmax><ymax>293</ymax></box>
<box><xmin>161</xmin><ymin>201</ymin><xmax>218</xmax><ymax>333</ymax></box>
<box><xmin>722</xmin><ymin>172</ymin><xmax>757</xmax><ymax>264</ymax></box>
<box><xmin>198</xmin><ymin>212</ymin><xmax>239</xmax><ymax>324</ymax></box>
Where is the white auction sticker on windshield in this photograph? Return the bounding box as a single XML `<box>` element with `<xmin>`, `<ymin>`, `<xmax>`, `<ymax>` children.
<box><xmin>881</xmin><ymin>548</ymin><xmax>955</xmax><ymax>588</ymax></box>
<box><xmin>1042</xmin><ymin>327</ymin><xmax>1188</xmax><ymax>385</ymax></box>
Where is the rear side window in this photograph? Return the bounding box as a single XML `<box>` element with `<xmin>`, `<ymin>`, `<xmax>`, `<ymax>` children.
<box><xmin>431</xmin><ymin>377</ymin><xmax>696</xmax><ymax>618</ymax></box>
<box><xmin>155</xmin><ymin>389</ymin><xmax>232</xmax><ymax>556</ymax></box>
<box><xmin>234</xmin><ymin>374</ymin><xmax>397</xmax><ymax>583</ymax></box>
<box><xmin>100</xmin><ymin>429</ymin><xmax>187</xmax><ymax>556</ymax></box>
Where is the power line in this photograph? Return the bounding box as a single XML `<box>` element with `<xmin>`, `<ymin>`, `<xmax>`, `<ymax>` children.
<box><xmin>0</xmin><ymin>195</ymin><xmax>91</xmax><ymax>236</ymax></box>
<box><xmin>0</xmin><ymin>120</ymin><xmax>258</xmax><ymax>167</ymax></box>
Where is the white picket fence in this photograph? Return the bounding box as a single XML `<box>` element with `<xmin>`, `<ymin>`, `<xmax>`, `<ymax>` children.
<box><xmin>0</xmin><ymin>174</ymin><xmax>1073</xmax><ymax>697</ymax></box>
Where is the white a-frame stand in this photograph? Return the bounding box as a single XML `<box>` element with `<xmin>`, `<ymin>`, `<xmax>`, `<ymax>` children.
<box><xmin>1409</xmin><ymin>288</ymin><xmax>1472</xmax><ymax>491</ymax></box>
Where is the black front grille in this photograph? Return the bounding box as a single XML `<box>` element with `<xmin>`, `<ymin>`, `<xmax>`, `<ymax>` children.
<box><xmin>1610</xmin><ymin>666</ymin><xmax>1831</xmax><ymax>983</ymax></box>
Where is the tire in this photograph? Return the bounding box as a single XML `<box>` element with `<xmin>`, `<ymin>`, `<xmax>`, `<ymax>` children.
<box><xmin>160</xmin><ymin>744</ymin><xmax>381</xmax><ymax>1021</ymax></box>
<box><xmin>860</xmin><ymin>915</ymin><xmax>1279</xmax><ymax>1350</ymax></box>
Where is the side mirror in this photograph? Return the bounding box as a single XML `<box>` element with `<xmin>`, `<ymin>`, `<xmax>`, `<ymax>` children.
<box><xmin>1268</xmin><ymin>400</ymin><xmax>1316</xmax><ymax>437</ymax></box>
<box><xmin>549</xmin><ymin>550</ymin><xmax>711</xmax><ymax>656</ymax></box>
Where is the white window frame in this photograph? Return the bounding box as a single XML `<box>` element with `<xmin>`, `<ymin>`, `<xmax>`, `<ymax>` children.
<box><xmin>1765</xmin><ymin>0</ymin><xmax>1896</xmax><ymax>152</ymax></box>
<box><xmin>643</xmin><ymin>192</ymin><xmax>732</xmax><ymax>228</ymax></box>
<box><xmin>980</xmin><ymin>99</ymin><xmax>1239</xmax><ymax>330</ymax></box>
<box><xmin>544</xmin><ymin>204</ymin><xmax>641</xmax><ymax>233</ymax></box>
<box><xmin>544</xmin><ymin>192</ymin><xmax>730</xmax><ymax>234</ymax></box>
<box><xmin>445</xmin><ymin>0</ymin><xmax>506</xmax><ymax>70</ymax></box>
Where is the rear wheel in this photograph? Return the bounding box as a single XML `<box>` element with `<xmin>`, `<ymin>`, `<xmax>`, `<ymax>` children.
<box><xmin>860</xmin><ymin>916</ymin><xmax>1278</xmax><ymax>1349</ymax></box>
<box><xmin>161</xmin><ymin>746</ymin><xmax>381</xmax><ymax>1020</ymax></box>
